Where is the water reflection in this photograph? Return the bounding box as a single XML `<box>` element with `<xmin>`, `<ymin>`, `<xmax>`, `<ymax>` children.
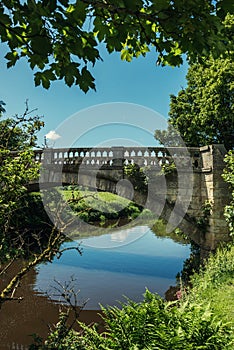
<box><xmin>0</xmin><ymin>225</ymin><xmax>190</xmax><ymax>347</ymax></box>
<box><xmin>0</xmin><ymin>264</ymin><xmax>103</xmax><ymax>348</ymax></box>
<box><xmin>80</xmin><ymin>225</ymin><xmax>150</xmax><ymax>248</ymax></box>
<box><xmin>35</xmin><ymin>226</ymin><xmax>190</xmax><ymax>309</ymax></box>
<box><xmin>110</xmin><ymin>226</ymin><xmax>148</xmax><ymax>244</ymax></box>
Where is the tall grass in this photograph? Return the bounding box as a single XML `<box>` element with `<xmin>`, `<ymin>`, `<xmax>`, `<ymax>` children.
<box><xmin>187</xmin><ymin>244</ymin><xmax>234</xmax><ymax>328</ymax></box>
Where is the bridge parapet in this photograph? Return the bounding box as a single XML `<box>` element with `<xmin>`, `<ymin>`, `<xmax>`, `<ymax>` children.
<box><xmin>34</xmin><ymin>146</ymin><xmax>201</xmax><ymax>170</ymax></box>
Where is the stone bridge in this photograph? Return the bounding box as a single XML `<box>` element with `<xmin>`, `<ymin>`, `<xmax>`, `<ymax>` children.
<box><xmin>31</xmin><ymin>144</ymin><xmax>230</xmax><ymax>252</ymax></box>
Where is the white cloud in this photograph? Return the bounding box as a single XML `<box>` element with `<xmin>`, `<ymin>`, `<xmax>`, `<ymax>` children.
<box><xmin>45</xmin><ymin>130</ymin><xmax>61</xmax><ymax>141</ymax></box>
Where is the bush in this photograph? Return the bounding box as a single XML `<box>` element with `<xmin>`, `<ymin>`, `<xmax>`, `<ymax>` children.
<box><xmin>124</xmin><ymin>164</ymin><xmax>148</xmax><ymax>194</ymax></box>
<box><xmin>34</xmin><ymin>288</ymin><xmax>232</xmax><ymax>349</ymax></box>
<box><xmin>222</xmin><ymin>151</ymin><xmax>234</xmax><ymax>237</ymax></box>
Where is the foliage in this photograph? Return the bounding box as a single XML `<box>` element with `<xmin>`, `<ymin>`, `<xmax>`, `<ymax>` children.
<box><xmin>222</xmin><ymin>150</ymin><xmax>234</xmax><ymax>236</ymax></box>
<box><xmin>124</xmin><ymin>164</ymin><xmax>148</xmax><ymax>194</ymax></box>
<box><xmin>0</xmin><ymin>100</ymin><xmax>6</xmax><ymax>113</ymax></box>
<box><xmin>188</xmin><ymin>244</ymin><xmax>234</xmax><ymax>328</ymax></box>
<box><xmin>155</xmin><ymin>56</ymin><xmax>234</xmax><ymax>150</ymax></box>
<box><xmin>0</xmin><ymin>102</ymin><xmax>44</xmax><ymax>263</ymax></box>
<box><xmin>176</xmin><ymin>242</ymin><xmax>201</xmax><ymax>286</ymax></box>
<box><xmin>0</xmin><ymin>101</ymin><xmax>44</xmax><ymax>150</ymax></box>
<box><xmin>0</xmin><ymin>1</ymin><xmax>233</xmax><ymax>91</ymax></box>
<box><xmin>36</xmin><ymin>287</ymin><xmax>232</xmax><ymax>349</ymax></box>
<box><xmin>160</xmin><ymin>161</ymin><xmax>177</xmax><ymax>175</ymax></box>
<box><xmin>152</xmin><ymin>219</ymin><xmax>201</xmax><ymax>288</ymax></box>
<box><xmin>0</xmin><ymin>102</ymin><xmax>83</xmax><ymax>307</ymax></box>
<box><xmin>31</xmin><ymin>244</ymin><xmax>234</xmax><ymax>349</ymax></box>
<box><xmin>151</xmin><ymin>219</ymin><xmax>188</xmax><ymax>244</ymax></box>
<box><xmin>196</xmin><ymin>201</ymin><xmax>212</xmax><ymax>233</ymax></box>
<box><xmin>30</xmin><ymin>311</ymin><xmax>86</xmax><ymax>350</ymax></box>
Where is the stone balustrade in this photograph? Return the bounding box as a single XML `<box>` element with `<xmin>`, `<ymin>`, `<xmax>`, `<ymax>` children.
<box><xmin>34</xmin><ymin>146</ymin><xmax>201</xmax><ymax>169</ymax></box>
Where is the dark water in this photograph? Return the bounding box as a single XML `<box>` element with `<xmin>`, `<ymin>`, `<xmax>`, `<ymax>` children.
<box><xmin>0</xmin><ymin>225</ymin><xmax>190</xmax><ymax>348</ymax></box>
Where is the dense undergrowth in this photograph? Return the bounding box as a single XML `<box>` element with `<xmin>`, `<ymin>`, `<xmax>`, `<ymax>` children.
<box><xmin>30</xmin><ymin>244</ymin><xmax>234</xmax><ymax>349</ymax></box>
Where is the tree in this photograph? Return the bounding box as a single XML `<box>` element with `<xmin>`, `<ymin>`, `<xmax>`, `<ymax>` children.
<box><xmin>155</xmin><ymin>12</ymin><xmax>234</xmax><ymax>150</ymax></box>
<box><xmin>0</xmin><ymin>101</ymin><xmax>44</xmax><ymax>150</ymax></box>
<box><xmin>0</xmin><ymin>100</ymin><xmax>6</xmax><ymax>114</ymax></box>
<box><xmin>0</xmin><ymin>102</ymin><xmax>44</xmax><ymax>262</ymax></box>
<box><xmin>0</xmin><ymin>0</ymin><xmax>233</xmax><ymax>91</ymax></box>
<box><xmin>155</xmin><ymin>56</ymin><xmax>234</xmax><ymax>150</ymax></box>
<box><xmin>0</xmin><ymin>102</ymin><xmax>81</xmax><ymax>306</ymax></box>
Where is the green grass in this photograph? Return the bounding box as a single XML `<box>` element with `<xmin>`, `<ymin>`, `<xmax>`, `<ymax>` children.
<box><xmin>152</xmin><ymin>219</ymin><xmax>189</xmax><ymax>245</ymax></box>
<box><xmin>188</xmin><ymin>244</ymin><xmax>234</xmax><ymax>329</ymax></box>
<box><xmin>62</xmin><ymin>188</ymin><xmax>134</xmax><ymax>213</ymax></box>
<box><xmin>211</xmin><ymin>283</ymin><xmax>234</xmax><ymax>325</ymax></box>
<box><xmin>61</xmin><ymin>187</ymin><xmax>153</xmax><ymax>224</ymax></box>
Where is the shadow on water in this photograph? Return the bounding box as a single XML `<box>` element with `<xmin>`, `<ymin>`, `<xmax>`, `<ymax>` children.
<box><xmin>0</xmin><ymin>262</ymin><xmax>104</xmax><ymax>348</ymax></box>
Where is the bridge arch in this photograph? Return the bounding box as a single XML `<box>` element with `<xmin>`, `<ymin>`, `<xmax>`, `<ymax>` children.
<box><xmin>28</xmin><ymin>144</ymin><xmax>230</xmax><ymax>252</ymax></box>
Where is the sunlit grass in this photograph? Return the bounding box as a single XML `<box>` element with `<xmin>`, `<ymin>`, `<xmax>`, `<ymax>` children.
<box><xmin>61</xmin><ymin>188</ymin><xmax>133</xmax><ymax>213</ymax></box>
<box><xmin>188</xmin><ymin>244</ymin><xmax>234</xmax><ymax>331</ymax></box>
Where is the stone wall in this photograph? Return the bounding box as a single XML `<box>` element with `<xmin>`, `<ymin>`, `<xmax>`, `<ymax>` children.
<box><xmin>199</xmin><ymin>145</ymin><xmax>230</xmax><ymax>249</ymax></box>
<box><xmin>34</xmin><ymin>144</ymin><xmax>231</xmax><ymax>250</ymax></box>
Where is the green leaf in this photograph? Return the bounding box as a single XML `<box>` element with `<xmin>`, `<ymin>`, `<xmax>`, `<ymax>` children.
<box><xmin>156</xmin><ymin>0</ymin><xmax>171</xmax><ymax>11</ymax></box>
<box><xmin>29</xmin><ymin>54</ymin><xmax>46</xmax><ymax>70</ymax></box>
<box><xmin>0</xmin><ymin>13</ymin><xmax>11</xmax><ymax>25</ymax></box>
<box><xmin>217</xmin><ymin>0</ymin><xmax>234</xmax><ymax>14</ymax></box>
<box><xmin>121</xmin><ymin>49</ymin><xmax>133</xmax><ymax>62</ymax></box>
<box><xmin>65</xmin><ymin>72</ymin><xmax>75</xmax><ymax>87</ymax></box>
<box><xmin>123</xmin><ymin>0</ymin><xmax>143</xmax><ymax>11</ymax></box>
<box><xmin>34</xmin><ymin>72</ymin><xmax>51</xmax><ymax>89</ymax></box>
<box><xmin>1</xmin><ymin>0</ymin><xmax>231</xmax><ymax>92</ymax></box>
<box><xmin>48</xmin><ymin>0</ymin><xmax>58</xmax><ymax>12</ymax></box>
<box><xmin>31</xmin><ymin>36</ymin><xmax>52</xmax><ymax>57</ymax></box>
<box><xmin>5</xmin><ymin>51</ymin><xmax>19</xmax><ymax>67</ymax></box>
<box><xmin>79</xmin><ymin>67</ymin><xmax>96</xmax><ymax>93</ymax></box>
<box><xmin>73</xmin><ymin>1</ymin><xmax>88</xmax><ymax>26</ymax></box>
<box><xmin>58</xmin><ymin>0</ymin><xmax>69</xmax><ymax>5</ymax></box>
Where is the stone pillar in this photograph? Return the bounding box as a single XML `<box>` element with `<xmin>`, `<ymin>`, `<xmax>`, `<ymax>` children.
<box><xmin>40</xmin><ymin>148</ymin><xmax>54</xmax><ymax>183</ymax></box>
<box><xmin>111</xmin><ymin>147</ymin><xmax>125</xmax><ymax>167</ymax></box>
<box><xmin>200</xmin><ymin>144</ymin><xmax>230</xmax><ymax>249</ymax></box>
<box><xmin>43</xmin><ymin>148</ymin><xmax>53</xmax><ymax>165</ymax></box>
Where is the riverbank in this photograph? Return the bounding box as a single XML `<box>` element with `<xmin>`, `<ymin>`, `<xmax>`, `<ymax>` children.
<box><xmin>1</xmin><ymin>238</ymin><xmax>233</xmax><ymax>348</ymax></box>
<box><xmin>32</xmin><ymin>242</ymin><xmax>234</xmax><ymax>349</ymax></box>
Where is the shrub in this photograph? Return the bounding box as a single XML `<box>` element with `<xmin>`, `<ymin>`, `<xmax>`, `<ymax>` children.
<box><xmin>222</xmin><ymin>151</ymin><xmax>234</xmax><ymax>237</ymax></box>
<box><xmin>34</xmin><ymin>289</ymin><xmax>232</xmax><ymax>349</ymax></box>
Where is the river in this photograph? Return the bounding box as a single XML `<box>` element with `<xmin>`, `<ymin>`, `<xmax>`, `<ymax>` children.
<box><xmin>0</xmin><ymin>225</ymin><xmax>191</xmax><ymax>348</ymax></box>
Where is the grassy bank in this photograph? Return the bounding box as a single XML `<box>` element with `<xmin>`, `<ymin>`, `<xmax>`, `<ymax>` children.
<box><xmin>31</xmin><ymin>243</ymin><xmax>234</xmax><ymax>349</ymax></box>
<box><xmin>188</xmin><ymin>244</ymin><xmax>234</xmax><ymax>328</ymax></box>
<box><xmin>61</xmin><ymin>187</ymin><xmax>147</xmax><ymax>223</ymax></box>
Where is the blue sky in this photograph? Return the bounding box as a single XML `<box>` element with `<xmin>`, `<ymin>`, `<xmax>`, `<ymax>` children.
<box><xmin>0</xmin><ymin>45</ymin><xmax>188</xmax><ymax>147</ymax></box>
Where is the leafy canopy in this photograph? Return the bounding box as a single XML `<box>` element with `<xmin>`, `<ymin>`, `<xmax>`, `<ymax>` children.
<box><xmin>0</xmin><ymin>0</ymin><xmax>233</xmax><ymax>91</ymax></box>
<box><xmin>155</xmin><ymin>55</ymin><xmax>234</xmax><ymax>150</ymax></box>
<box><xmin>0</xmin><ymin>101</ymin><xmax>44</xmax><ymax>150</ymax></box>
